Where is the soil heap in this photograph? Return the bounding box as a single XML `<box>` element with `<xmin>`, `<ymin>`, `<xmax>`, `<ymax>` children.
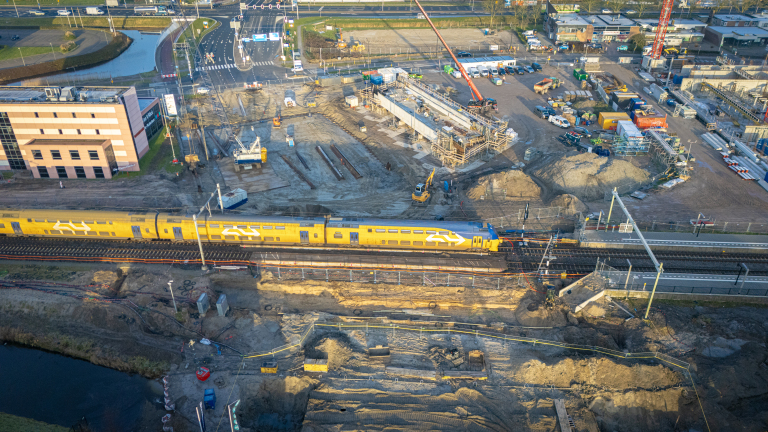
<box><xmin>466</xmin><ymin>170</ymin><xmax>541</xmax><ymax>200</ymax></box>
<box><xmin>534</xmin><ymin>153</ymin><xmax>650</xmax><ymax>201</ymax></box>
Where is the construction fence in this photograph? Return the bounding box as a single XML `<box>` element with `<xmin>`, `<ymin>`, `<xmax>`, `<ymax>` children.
<box><xmin>582</xmin><ymin>217</ymin><xmax>768</xmax><ymax>235</ymax></box>
<box><xmin>255</xmin><ymin>264</ymin><xmax>520</xmax><ymax>289</ymax></box>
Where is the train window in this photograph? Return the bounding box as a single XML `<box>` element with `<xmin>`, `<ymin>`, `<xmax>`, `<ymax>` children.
<box><xmin>353</xmin><ymin>225</ymin><xmax>359</xmax><ymax>228</ymax></box>
<box><xmin>249</xmin><ymin>226</ymin><xmax>260</xmax><ymax>229</ymax></box>
<box><xmin>167</xmin><ymin>218</ymin><xmax>181</xmax><ymax>223</ymax></box>
<box><xmin>264</xmin><ymin>237</ymin><xmax>274</xmax><ymax>242</ymax></box>
<box><xmin>224</xmin><ymin>225</ymin><xmax>234</xmax><ymax>228</ymax></box>
<box><xmin>401</xmin><ymin>230</ymin><xmax>410</xmax><ymax>234</ymax></box>
<box><xmin>164</xmin><ymin>229</ymin><xmax>168</xmax><ymax>233</ymax></box>
<box><xmin>426</xmin><ymin>230</ymin><xmax>436</xmax><ymax>234</ymax></box>
<box><xmin>131</xmin><ymin>217</ymin><xmax>145</xmax><ymax>222</ymax></box>
<box><xmin>35</xmin><ymin>219</ymin><xmax>45</xmax><ymax>222</ymax></box>
<box><xmin>84</xmin><ymin>221</ymin><xmax>93</xmax><ymax>224</ymax></box>
<box><xmin>225</xmin><ymin>236</ymin><xmax>235</xmax><ymax>240</ymax></box>
<box><xmin>197</xmin><ymin>224</ymin><xmax>205</xmax><ymax>228</ymax></box>
<box><xmin>314</xmin><ymin>233</ymin><xmax>318</xmax><ymax>238</ymax></box>
<box><xmin>88</xmin><ymin>232</ymin><xmax>97</xmax><ymax>236</ymax></box>
<box><xmin>381</xmin><ymin>240</ymin><xmax>386</xmax><ymax>245</ymax></box>
<box><xmin>97</xmin><ymin>221</ymin><xmax>106</xmax><ymax>225</ymax></box>
<box><xmin>109</xmin><ymin>222</ymin><xmax>112</xmax><ymax>225</ymax></box>
<box><xmin>276</xmin><ymin>226</ymin><xmax>285</xmax><ymax>230</ymax></box>
<box><xmin>211</xmin><ymin>235</ymin><xmax>221</xmax><ymax>240</ymax></box>
<box><xmin>334</xmin><ymin>232</ymin><xmax>342</xmax><ymax>238</ymax></box>
<box><xmin>252</xmin><ymin>235</ymin><xmax>261</xmax><ymax>240</ymax></box>
<box><xmin>414</xmin><ymin>230</ymin><xmax>424</xmax><ymax>234</ymax></box>
<box><xmin>368</xmin><ymin>229</ymin><xmax>372</xmax><ymax>232</ymax></box>
<box><xmin>44</xmin><ymin>230</ymin><xmax>48</xmax><ymax>234</ymax></box>
<box><xmin>439</xmin><ymin>231</ymin><xmax>449</xmax><ymax>235</ymax></box>
<box><xmin>0</xmin><ymin>224</ymin><xmax>5</xmax><ymax>228</ymax></box>
<box><xmin>111</xmin><ymin>233</ymin><xmax>115</xmax><ymax>236</ymax></box>
<box><xmin>239</xmin><ymin>236</ymin><xmax>248</xmax><ymax>241</ymax></box>
<box><xmin>375</xmin><ymin>229</ymin><xmax>385</xmax><ymax>233</ymax></box>
<box><xmin>263</xmin><ymin>226</ymin><xmax>273</xmax><ymax>229</ymax></box>
<box><xmin>300</xmin><ymin>222</ymin><xmax>312</xmax><ymax>227</ymax></box>
<box><xmin>99</xmin><ymin>232</ymin><xmax>108</xmax><ymax>236</ymax></box>
<box><xmin>276</xmin><ymin>237</ymin><xmax>280</xmax><ymax>241</ymax></box>
<box><xmin>210</xmin><ymin>224</ymin><xmax>219</xmax><ymax>228</ymax></box>
<box><xmin>27</xmin><ymin>219</ymin><xmax>32</xmax><ymax>222</ymax></box>
<box><xmin>237</xmin><ymin>225</ymin><xmax>246</xmax><ymax>228</ymax></box>
<box><xmin>388</xmin><ymin>240</ymin><xmax>397</xmax><ymax>245</ymax></box>
<box><xmin>479</xmin><ymin>228</ymin><xmax>488</xmax><ymax>232</ymax></box>
<box><xmin>401</xmin><ymin>241</ymin><xmax>411</xmax><ymax>245</ymax></box>
<box><xmin>51</xmin><ymin>230</ymin><xmax>61</xmax><ymax>234</ymax></box>
<box><xmin>426</xmin><ymin>242</ymin><xmax>436</xmax><ymax>247</ymax></box>
<box><xmin>388</xmin><ymin>229</ymin><xmax>397</xmax><ymax>233</ymax></box>
<box><xmin>145</xmin><ymin>228</ymin><xmax>150</xmax><ymax>233</ymax></box>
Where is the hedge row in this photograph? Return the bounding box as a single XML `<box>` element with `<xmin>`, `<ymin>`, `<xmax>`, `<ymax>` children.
<box><xmin>317</xmin><ymin>16</ymin><xmax>515</xmax><ymax>30</ymax></box>
<box><xmin>0</xmin><ymin>17</ymin><xmax>171</xmax><ymax>30</ymax></box>
<box><xmin>0</xmin><ymin>32</ymin><xmax>133</xmax><ymax>84</ymax></box>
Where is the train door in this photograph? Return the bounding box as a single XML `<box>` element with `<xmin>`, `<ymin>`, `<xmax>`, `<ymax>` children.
<box><xmin>173</xmin><ymin>227</ymin><xmax>183</xmax><ymax>240</ymax></box>
<box><xmin>132</xmin><ymin>226</ymin><xmax>142</xmax><ymax>239</ymax></box>
<box><xmin>11</xmin><ymin>222</ymin><xmax>22</xmax><ymax>235</ymax></box>
<box><xmin>300</xmin><ymin>231</ymin><xmax>309</xmax><ymax>244</ymax></box>
<box><xmin>472</xmin><ymin>236</ymin><xmax>483</xmax><ymax>249</ymax></box>
<box><xmin>350</xmin><ymin>232</ymin><xmax>359</xmax><ymax>245</ymax></box>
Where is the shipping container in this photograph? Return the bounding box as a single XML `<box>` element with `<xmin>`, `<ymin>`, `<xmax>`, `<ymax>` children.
<box><xmin>634</xmin><ymin>114</ymin><xmax>668</xmax><ymax>129</ymax></box>
<box><xmin>598</xmin><ymin>112</ymin><xmax>631</xmax><ymax>129</ymax></box>
<box><xmin>370</xmin><ymin>75</ymin><xmax>383</xmax><ymax>85</ymax></box>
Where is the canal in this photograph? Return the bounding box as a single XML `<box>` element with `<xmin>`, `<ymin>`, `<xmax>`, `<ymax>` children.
<box><xmin>0</xmin><ymin>344</ymin><xmax>158</xmax><ymax>431</ymax></box>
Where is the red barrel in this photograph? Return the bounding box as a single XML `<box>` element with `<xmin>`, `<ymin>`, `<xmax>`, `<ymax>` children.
<box><xmin>196</xmin><ymin>366</ymin><xmax>211</xmax><ymax>381</ymax></box>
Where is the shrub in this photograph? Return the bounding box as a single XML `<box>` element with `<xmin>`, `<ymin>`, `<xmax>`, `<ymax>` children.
<box><xmin>64</xmin><ymin>30</ymin><xmax>76</xmax><ymax>40</ymax></box>
<box><xmin>60</xmin><ymin>40</ymin><xmax>77</xmax><ymax>53</ymax></box>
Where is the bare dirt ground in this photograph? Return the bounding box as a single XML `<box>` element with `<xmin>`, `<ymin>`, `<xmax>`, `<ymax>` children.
<box><xmin>1</xmin><ymin>261</ymin><xmax>767</xmax><ymax>431</ymax></box>
<box><xmin>343</xmin><ymin>28</ymin><xmax>512</xmax><ymax>52</ymax></box>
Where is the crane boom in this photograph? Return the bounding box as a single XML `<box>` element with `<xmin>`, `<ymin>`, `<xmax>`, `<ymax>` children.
<box><xmin>650</xmin><ymin>0</ymin><xmax>674</xmax><ymax>60</ymax></box>
<box><xmin>411</xmin><ymin>0</ymin><xmax>484</xmax><ymax>103</ymax></box>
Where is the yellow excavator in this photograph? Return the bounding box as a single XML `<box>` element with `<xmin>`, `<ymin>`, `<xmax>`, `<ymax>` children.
<box><xmin>412</xmin><ymin>168</ymin><xmax>435</xmax><ymax>203</ymax></box>
<box><xmin>336</xmin><ymin>28</ymin><xmax>347</xmax><ymax>49</ymax></box>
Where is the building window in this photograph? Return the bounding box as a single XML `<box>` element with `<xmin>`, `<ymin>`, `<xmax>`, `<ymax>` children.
<box><xmin>72</xmin><ymin>113</ymin><xmax>76</xmax><ymax>118</ymax></box>
<box><xmin>74</xmin><ymin>166</ymin><xmax>86</xmax><ymax>178</ymax></box>
<box><xmin>77</xmin><ymin>129</ymin><xmax>81</xmax><ymax>135</ymax></box>
<box><xmin>93</xmin><ymin>167</ymin><xmax>104</xmax><ymax>178</ymax></box>
<box><xmin>95</xmin><ymin>130</ymin><xmax>100</xmax><ymax>135</ymax></box>
<box><xmin>88</xmin><ymin>150</ymin><xmax>99</xmax><ymax>160</ymax></box>
<box><xmin>56</xmin><ymin>166</ymin><xmax>68</xmax><ymax>178</ymax></box>
<box><xmin>51</xmin><ymin>150</ymin><xmax>62</xmax><ymax>160</ymax></box>
<box><xmin>58</xmin><ymin>129</ymin><xmax>63</xmax><ymax>135</ymax></box>
<box><xmin>32</xmin><ymin>150</ymin><xmax>43</xmax><ymax>160</ymax></box>
<box><xmin>34</xmin><ymin>112</ymin><xmax>39</xmax><ymax>118</ymax></box>
<box><xmin>91</xmin><ymin>113</ymin><xmax>95</xmax><ymax>118</ymax></box>
<box><xmin>70</xmin><ymin>150</ymin><xmax>80</xmax><ymax>160</ymax></box>
<box><xmin>39</xmin><ymin>129</ymin><xmax>44</xmax><ymax>134</ymax></box>
<box><xmin>0</xmin><ymin>112</ymin><xmax>25</xmax><ymax>169</ymax></box>
<box><xmin>53</xmin><ymin>113</ymin><xmax>58</xmax><ymax>118</ymax></box>
<box><xmin>37</xmin><ymin>167</ymin><xmax>49</xmax><ymax>178</ymax></box>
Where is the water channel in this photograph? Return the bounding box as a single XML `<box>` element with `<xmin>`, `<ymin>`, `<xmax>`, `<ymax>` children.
<box><xmin>70</xmin><ymin>30</ymin><xmax>162</xmax><ymax>78</ymax></box>
<box><xmin>0</xmin><ymin>344</ymin><xmax>158</xmax><ymax>430</ymax></box>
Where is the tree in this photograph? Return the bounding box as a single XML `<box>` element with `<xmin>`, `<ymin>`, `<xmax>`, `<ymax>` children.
<box><xmin>529</xmin><ymin>4</ymin><xmax>541</xmax><ymax>27</ymax></box>
<box><xmin>580</xmin><ymin>0</ymin><xmax>603</xmax><ymax>13</ymax></box>
<box><xmin>629</xmin><ymin>33</ymin><xmax>647</xmax><ymax>52</ymax></box>
<box><xmin>737</xmin><ymin>0</ymin><xmax>759</xmax><ymax>13</ymax></box>
<box><xmin>606</xmin><ymin>0</ymin><xmax>624</xmax><ymax>13</ymax></box>
<box><xmin>710</xmin><ymin>0</ymin><xmax>730</xmax><ymax>15</ymax></box>
<box><xmin>634</xmin><ymin>0</ymin><xmax>658</xmax><ymax>17</ymax></box>
<box><xmin>483</xmin><ymin>0</ymin><xmax>506</xmax><ymax>29</ymax></box>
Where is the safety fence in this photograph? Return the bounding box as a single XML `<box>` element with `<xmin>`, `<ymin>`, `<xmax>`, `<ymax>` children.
<box><xmin>255</xmin><ymin>264</ymin><xmax>520</xmax><ymax>289</ymax></box>
<box><xmin>582</xmin><ymin>217</ymin><xmax>768</xmax><ymax>235</ymax></box>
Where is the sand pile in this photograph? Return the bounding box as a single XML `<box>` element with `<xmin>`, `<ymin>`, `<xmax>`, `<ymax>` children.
<box><xmin>549</xmin><ymin>194</ymin><xmax>588</xmax><ymax>214</ymax></box>
<box><xmin>466</xmin><ymin>170</ymin><xmax>541</xmax><ymax>200</ymax></box>
<box><xmin>534</xmin><ymin>153</ymin><xmax>650</xmax><ymax>201</ymax></box>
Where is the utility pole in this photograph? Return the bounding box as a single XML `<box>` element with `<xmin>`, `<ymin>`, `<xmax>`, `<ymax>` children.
<box><xmin>50</xmin><ymin>43</ymin><xmax>56</xmax><ymax>60</ymax></box>
<box><xmin>643</xmin><ymin>262</ymin><xmax>664</xmax><ymax>320</ymax></box>
<box><xmin>17</xmin><ymin>48</ymin><xmax>25</xmax><ymax>67</ymax></box>
<box><xmin>12</xmin><ymin>0</ymin><xmax>18</xmax><ymax>18</ymax></box>
<box><xmin>167</xmin><ymin>280</ymin><xmax>178</xmax><ymax>313</ymax></box>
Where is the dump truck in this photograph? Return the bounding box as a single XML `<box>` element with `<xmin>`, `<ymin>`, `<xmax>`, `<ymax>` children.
<box><xmin>534</xmin><ymin>78</ymin><xmax>553</xmax><ymax>94</ymax></box>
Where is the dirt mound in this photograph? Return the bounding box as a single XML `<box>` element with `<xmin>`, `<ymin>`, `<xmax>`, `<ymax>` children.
<box><xmin>305</xmin><ymin>335</ymin><xmax>353</xmax><ymax>370</ymax></box>
<box><xmin>548</xmin><ymin>193</ymin><xmax>588</xmax><ymax>214</ymax></box>
<box><xmin>534</xmin><ymin>153</ymin><xmax>650</xmax><ymax>201</ymax></box>
<box><xmin>466</xmin><ymin>170</ymin><xmax>541</xmax><ymax>200</ymax></box>
<box><xmin>515</xmin><ymin>299</ymin><xmax>567</xmax><ymax>327</ymax></box>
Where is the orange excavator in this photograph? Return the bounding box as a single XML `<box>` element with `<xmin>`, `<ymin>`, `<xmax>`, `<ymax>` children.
<box><xmin>412</xmin><ymin>0</ymin><xmax>496</xmax><ymax>112</ymax></box>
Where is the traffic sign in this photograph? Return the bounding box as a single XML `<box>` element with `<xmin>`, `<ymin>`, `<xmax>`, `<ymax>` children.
<box><xmin>619</xmin><ymin>223</ymin><xmax>633</xmax><ymax>233</ymax></box>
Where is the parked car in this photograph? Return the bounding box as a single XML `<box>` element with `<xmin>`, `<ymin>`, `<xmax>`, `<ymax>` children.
<box><xmin>456</xmin><ymin>51</ymin><xmax>472</xmax><ymax>58</ymax></box>
<box><xmin>557</xmin><ymin>44</ymin><xmax>569</xmax><ymax>51</ymax></box>
<box><xmin>11</xmin><ymin>35</ymin><xmax>20</xmax><ymax>41</ymax></box>
<box><xmin>626</xmin><ymin>9</ymin><xmax>637</xmax><ymax>14</ymax></box>
<box><xmin>525</xmin><ymin>66</ymin><xmax>534</xmax><ymax>73</ymax></box>
<box><xmin>573</xmin><ymin>126</ymin><xmax>592</xmax><ymax>138</ymax></box>
<box><xmin>196</xmin><ymin>87</ymin><xmax>210</xmax><ymax>95</ymax></box>
<box><xmin>29</xmin><ymin>10</ymin><xmax>46</xmax><ymax>15</ymax></box>
<box><xmin>535</xmin><ymin>106</ymin><xmax>555</xmax><ymax>118</ymax></box>
<box><xmin>57</xmin><ymin>9</ymin><xmax>71</xmax><ymax>16</ymax></box>
<box><xmin>588</xmin><ymin>43</ymin><xmax>603</xmax><ymax>50</ymax></box>
<box><xmin>601</xmin><ymin>8</ymin><xmax>612</xmax><ymax>13</ymax></box>
<box><xmin>516</xmin><ymin>66</ymin><xmax>525</xmax><ymax>74</ymax></box>
<box><xmin>497</xmin><ymin>67</ymin><xmax>506</xmax><ymax>75</ymax></box>
<box><xmin>531</xmin><ymin>62</ymin><xmax>542</xmax><ymax>71</ymax></box>
<box><xmin>505</xmin><ymin>66</ymin><xmax>516</xmax><ymax>74</ymax></box>
<box><xmin>617</xmin><ymin>45</ymin><xmax>629</xmax><ymax>51</ymax></box>
<box><xmin>490</xmin><ymin>68</ymin><xmax>499</xmax><ymax>78</ymax></box>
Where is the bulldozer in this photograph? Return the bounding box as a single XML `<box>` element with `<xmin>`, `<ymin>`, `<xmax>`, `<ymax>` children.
<box><xmin>350</xmin><ymin>41</ymin><xmax>365</xmax><ymax>52</ymax></box>
<box><xmin>273</xmin><ymin>114</ymin><xmax>282</xmax><ymax>129</ymax></box>
<box><xmin>412</xmin><ymin>168</ymin><xmax>435</xmax><ymax>204</ymax></box>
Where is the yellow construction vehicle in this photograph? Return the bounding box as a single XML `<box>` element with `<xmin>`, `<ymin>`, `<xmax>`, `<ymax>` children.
<box><xmin>412</xmin><ymin>168</ymin><xmax>435</xmax><ymax>203</ymax></box>
<box><xmin>350</xmin><ymin>41</ymin><xmax>365</xmax><ymax>52</ymax></box>
<box><xmin>273</xmin><ymin>114</ymin><xmax>281</xmax><ymax>128</ymax></box>
<box><xmin>336</xmin><ymin>28</ymin><xmax>347</xmax><ymax>49</ymax></box>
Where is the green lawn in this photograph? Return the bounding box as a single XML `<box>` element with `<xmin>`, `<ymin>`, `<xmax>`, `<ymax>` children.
<box><xmin>114</xmin><ymin>126</ymin><xmax>183</xmax><ymax>179</ymax></box>
<box><xmin>0</xmin><ymin>412</ymin><xmax>68</xmax><ymax>432</ymax></box>
<box><xmin>0</xmin><ymin>0</ymin><xmax>103</xmax><ymax>5</ymax></box>
<box><xmin>0</xmin><ymin>45</ymin><xmax>60</xmax><ymax>61</ymax></box>
<box><xmin>178</xmin><ymin>17</ymin><xmax>219</xmax><ymax>45</ymax></box>
<box><xmin>0</xmin><ymin>17</ymin><xmax>171</xmax><ymax>29</ymax></box>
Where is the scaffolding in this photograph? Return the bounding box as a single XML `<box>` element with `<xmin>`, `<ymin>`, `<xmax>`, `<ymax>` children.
<box><xmin>610</xmin><ymin>134</ymin><xmax>650</xmax><ymax>156</ymax></box>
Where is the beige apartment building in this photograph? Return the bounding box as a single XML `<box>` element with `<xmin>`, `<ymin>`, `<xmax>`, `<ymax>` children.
<box><xmin>0</xmin><ymin>86</ymin><xmax>150</xmax><ymax>179</ymax></box>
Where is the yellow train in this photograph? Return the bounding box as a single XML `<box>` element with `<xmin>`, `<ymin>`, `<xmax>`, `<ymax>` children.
<box><xmin>0</xmin><ymin>209</ymin><xmax>501</xmax><ymax>252</ymax></box>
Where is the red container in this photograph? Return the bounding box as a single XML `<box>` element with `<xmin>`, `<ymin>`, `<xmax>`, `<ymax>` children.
<box><xmin>634</xmin><ymin>114</ymin><xmax>668</xmax><ymax>129</ymax></box>
<box><xmin>196</xmin><ymin>366</ymin><xmax>211</xmax><ymax>381</ymax></box>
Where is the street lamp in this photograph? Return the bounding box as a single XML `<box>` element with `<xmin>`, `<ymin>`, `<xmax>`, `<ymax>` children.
<box><xmin>50</xmin><ymin>43</ymin><xmax>56</xmax><ymax>60</ymax></box>
<box><xmin>168</xmin><ymin>280</ymin><xmax>178</xmax><ymax>313</ymax></box>
<box><xmin>18</xmin><ymin>48</ymin><xmax>25</xmax><ymax>67</ymax></box>
<box><xmin>12</xmin><ymin>0</ymin><xmax>18</xmax><ymax>18</ymax></box>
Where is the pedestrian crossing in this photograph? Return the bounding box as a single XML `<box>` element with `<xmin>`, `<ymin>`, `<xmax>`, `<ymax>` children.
<box><xmin>195</xmin><ymin>61</ymin><xmax>274</xmax><ymax>72</ymax></box>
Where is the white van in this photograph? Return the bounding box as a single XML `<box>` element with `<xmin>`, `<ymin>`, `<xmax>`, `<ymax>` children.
<box><xmin>478</xmin><ymin>65</ymin><xmax>489</xmax><ymax>77</ymax></box>
<box><xmin>490</xmin><ymin>68</ymin><xmax>499</xmax><ymax>78</ymax></box>
<box><xmin>549</xmin><ymin>115</ymin><xmax>570</xmax><ymax>128</ymax></box>
<box><xmin>643</xmin><ymin>45</ymin><xmax>653</xmax><ymax>55</ymax></box>
<box><xmin>469</xmin><ymin>67</ymin><xmax>480</xmax><ymax>78</ymax></box>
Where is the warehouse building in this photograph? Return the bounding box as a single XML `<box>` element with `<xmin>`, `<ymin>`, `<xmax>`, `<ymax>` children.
<box><xmin>584</xmin><ymin>15</ymin><xmax>640</xmax><ymax>43</ymax></box>
<box><xmin>0</xmin><ymin>86</ymin><xmax>149</xmax><ymax>179</ymax></box>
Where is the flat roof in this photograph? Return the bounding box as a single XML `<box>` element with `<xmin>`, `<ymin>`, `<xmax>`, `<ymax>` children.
<box><xmin>585</xmin><ymin>15</ymin><xmax>637</xmax><ymax>27</ymax></box>
<box><xmin>706</xmin><ymin>26</ymin><xmax>768</xmax><ymax>37</ymax></box>
<box><xmin>634</xmin><ymin>18</ymin><xmax>705</xmax><ymax>27</ymax></box>
<box><xmin>0</xmin><ymin>86</ymin><xmax>131</xmax><ymax>104</ymax></box>
<box><xmin>137</xmin><ymin>97</ymin><xmax>159</xmax><ymax>112</ymax></box>
<box><xmin>553</xmin><ymin>13</ymin><xmax>589</xmax><ymax>26</ymax></box>
<box><xmin>714</xmin><ymin>14</ymin><xmax>756</xmax><ymax>21</ymax></box>
<box><xmin>20</xmin><ymin>138</ymin><xmax>110</xmax><ymax>147</ymax></box>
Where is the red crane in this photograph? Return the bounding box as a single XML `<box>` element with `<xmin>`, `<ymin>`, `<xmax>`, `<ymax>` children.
<box><xmin>411</xmin><ymin>0</ymin><xmax>497</xmax><ymax>111</ymax></box>
<box><xmin>649</xmin><ymin>0</ymin><xmax>675</xmax><ymax>60</ymax></box>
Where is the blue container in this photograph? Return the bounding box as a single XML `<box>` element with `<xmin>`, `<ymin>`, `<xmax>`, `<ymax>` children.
<box><xmin>629</xmin><ymin>110</ymin><xmax>636</xmax><ymax>120</ymax></box>
<box><xmin>757</xmin><ymin>138</ymin><xmax>767</xmax><ymax>151</ymax></box>
<box><xmin>370</xmin><ymin>75</ymin><xmax>383</xmax><ymax>85</ymax></box>
<box><xmin>765</xmin><ymin>171</ymin><xmax>768</xmax><ymax>182</ymax></box>
<box><xmin>672</xmin><ymin>74</ymin><xmax>684</xmax><ymax>85</ymax></box>
<box><xmin>594</xmin><ymin>145</ymin><xmax>602</xmax><ymax>154</ymax></box>
<box><xmin>204</xmin><ymin>389</ymin><xmax>216</xmax><ymax>410</ymax></box>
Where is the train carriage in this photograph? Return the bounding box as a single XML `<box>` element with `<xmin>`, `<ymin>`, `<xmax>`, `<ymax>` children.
<box><xmin>156</xmin><ymin>211</ymin><xmax>197</xmax><ymax>241</ymax></box>
<box><xmin>166</xmin><ymin>214</ymin><xmax>327</xmax><ymax>245</ymax></box>
<box><xmin>0</xmin><ymin>209</ymin><xmax>158</xmax><ymax>240</ymax></box>
<box><xmin>326</xmin><ymin>218</ymin><xmax>499</xmax><ymax>252</ymax></box>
